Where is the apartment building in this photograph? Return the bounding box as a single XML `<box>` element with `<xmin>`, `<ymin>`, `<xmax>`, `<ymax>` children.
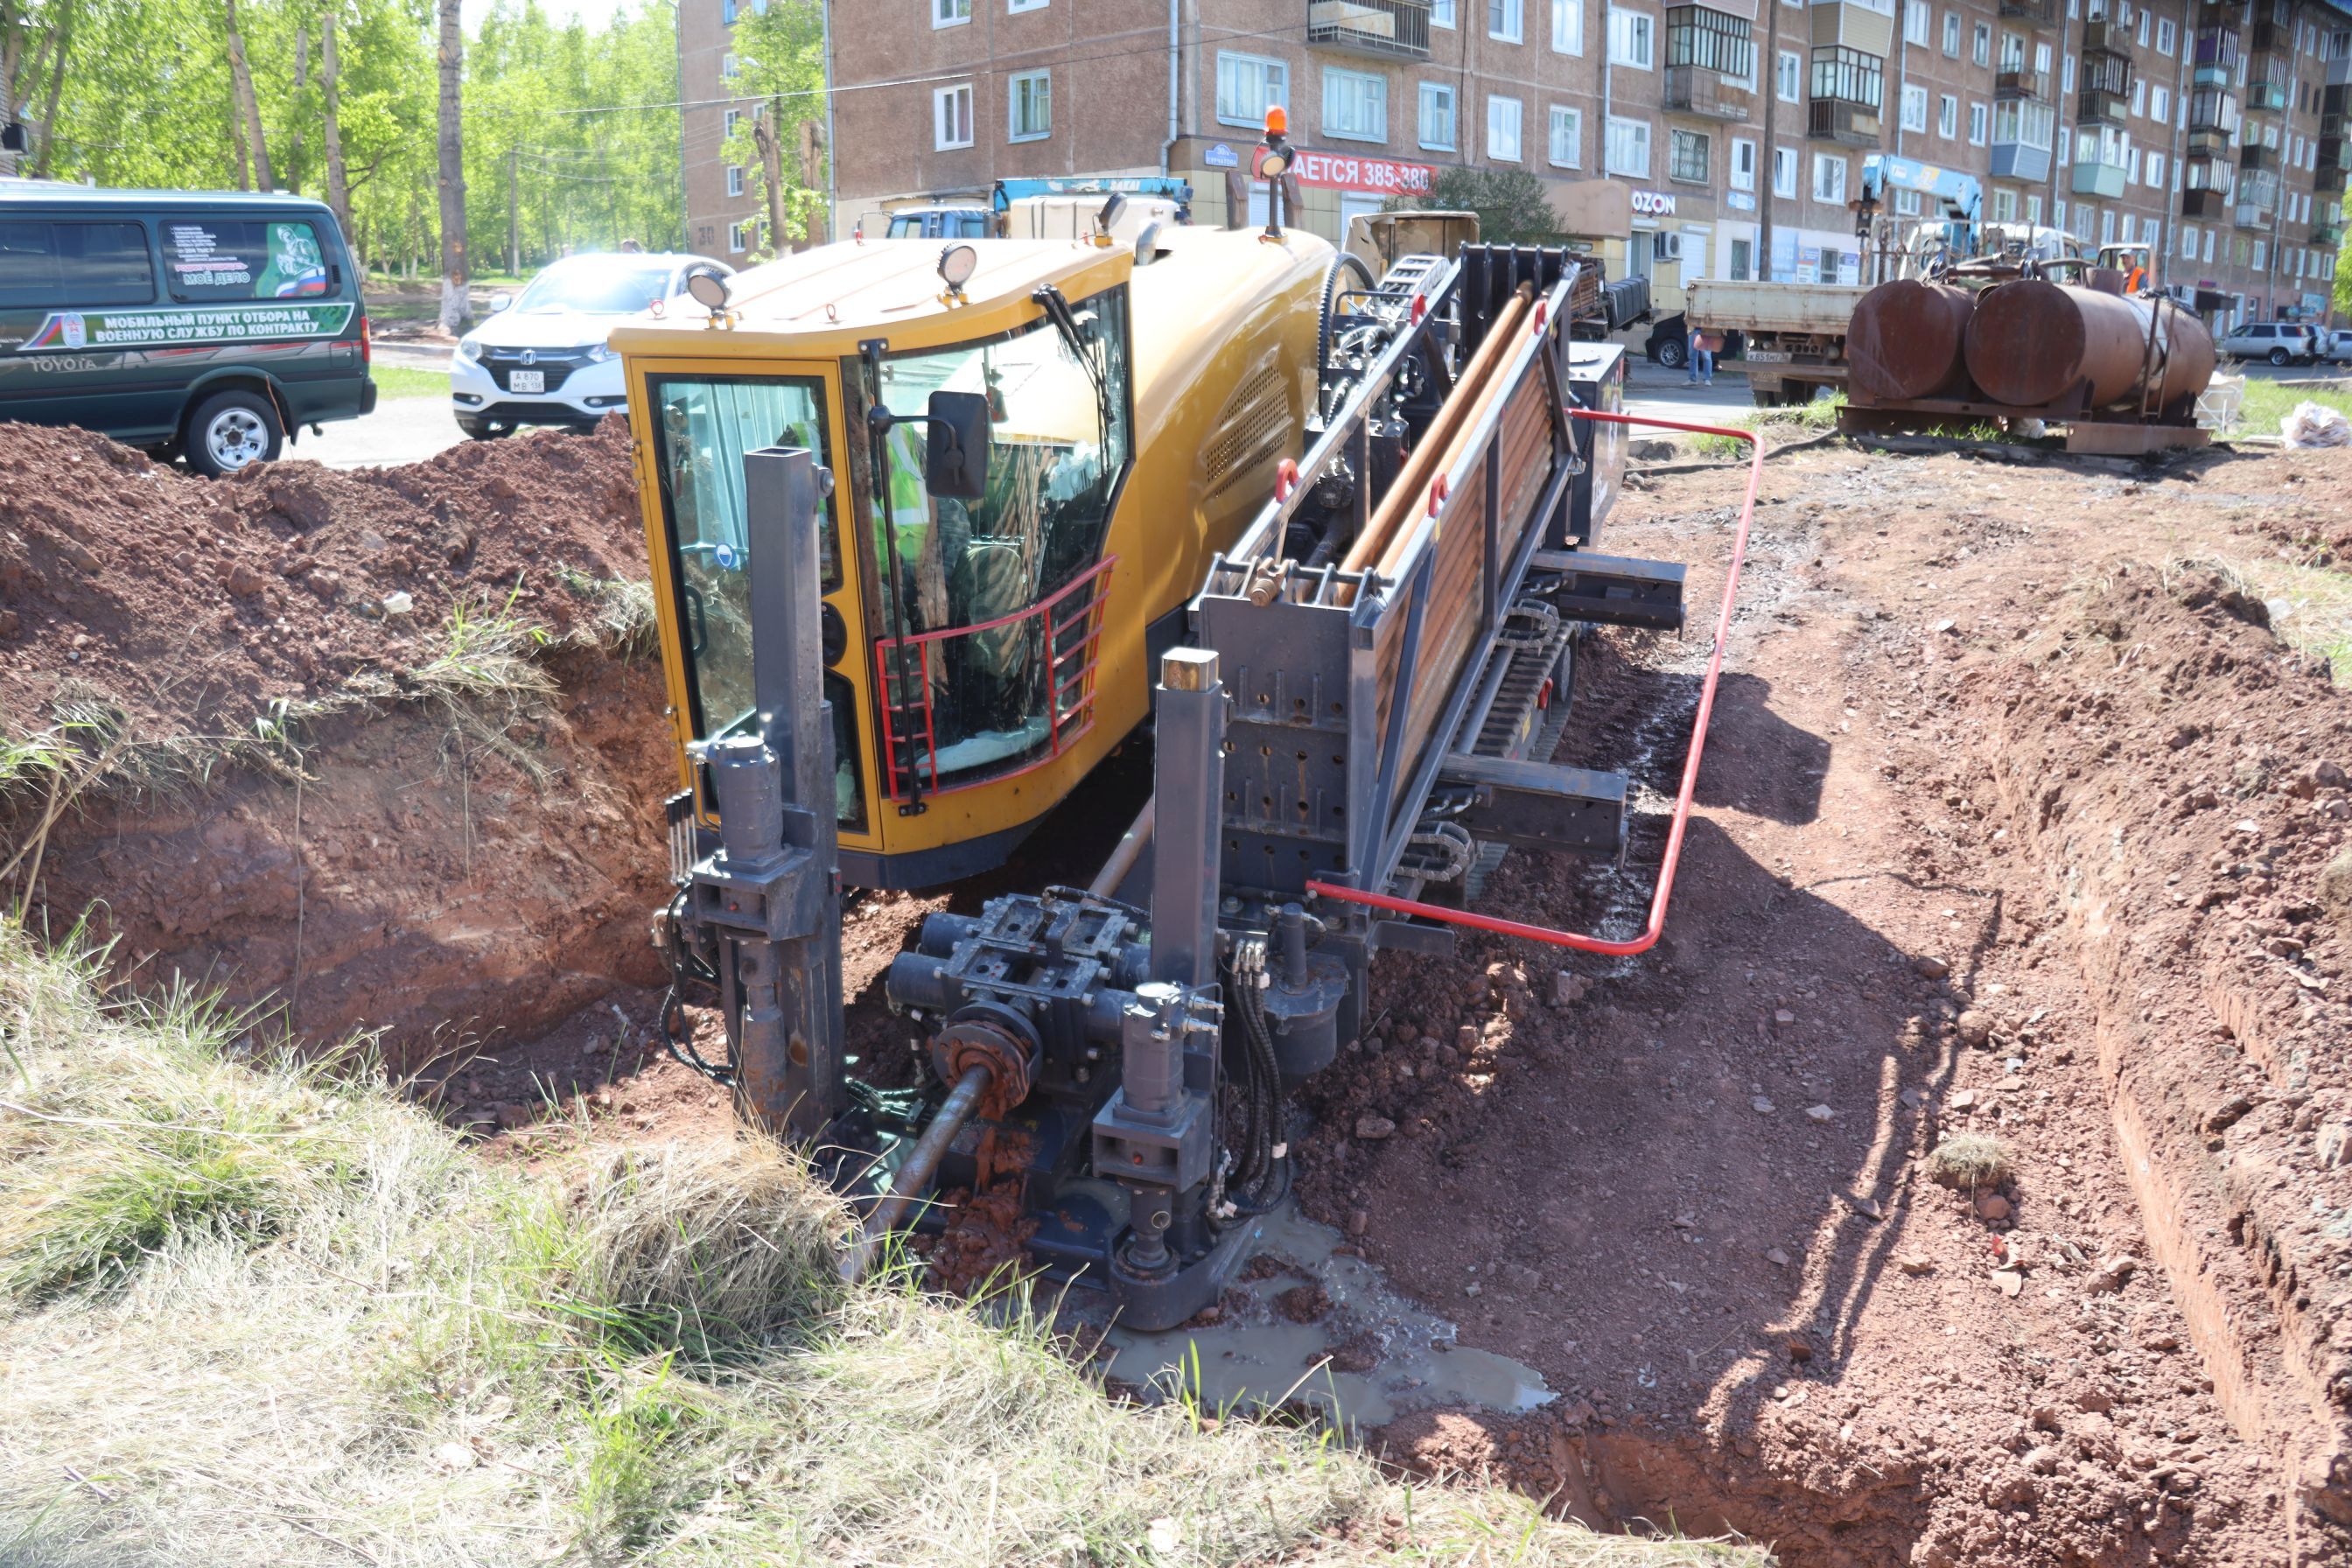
<box><xmin>681</xmin><ymin>0</ymin><xmax>2349</xmax><ymax>323</ymax></box>
<box><xmin>678</xmin><ymin>0</ymin><xmax>783</xmax><ymax>261</ymax></box>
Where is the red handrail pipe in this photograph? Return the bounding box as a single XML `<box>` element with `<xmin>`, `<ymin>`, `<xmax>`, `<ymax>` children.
<box><xmin>1307</xmin><ymin>405</ymin><xmax>1764</xmax><ymax>957</ymax></box>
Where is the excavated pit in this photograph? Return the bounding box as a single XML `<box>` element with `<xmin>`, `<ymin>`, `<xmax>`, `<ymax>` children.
<box><xmin>8</xmin><ymin>413</ymin><xmax>2352</xmax><ymax>1566</ymax></box>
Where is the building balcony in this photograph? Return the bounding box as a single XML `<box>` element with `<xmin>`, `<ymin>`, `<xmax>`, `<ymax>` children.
<box><xmin>1997</xmin><ymin>66</ymin><xmax>2047</xmax><ymax>100</ymax></box>
<box><xmin>2314</xmin><ymin>220</ymin><xmax>2345</xmax><ymax>248</ymax></box>
<box><xmin>2330</xmin><ymin>55</ymin><xmax>2352</xmax><ymax>88</ymax></box>
<box><xmin>1999</xmin><ymin>0</ymin><xmax>2056</xmax><ymax>22</ymax></box>
<box><xmin>2234</xmin><ymin>200</ymin><xmax>2274</xmax><ymax>229</ymax></box>
<box><xmin>1809</xmin><ymin>95</ymin><xmax>1881</xmax><ymax>145</ymax></box>
<box><xmin>2239</xmin><ymin>143</ymin><xmax>2278</xmax><ymax>173</ymax></box>
<box><xmin>1990</xmin><ymin>140</ymin><xmax>2052</xmax><ymax>181</ymax></box>
<box><xmin>2071</xmin><ymin>159</ymin><xmax>2127</xmax><ymax>198</ymax></box>
<box><xmin>2192</xmin><ymin>26</ymin><xmax>2239</xmax><ymax>88</ymax></box>
<box><xmin>2078</xmin><ymin>88</ymin><xmax>2129</xmax><ymax>125</ymax></box>
<box><xmin>2082</xmin><ymin>18</ymin><xmax>2128</xmax><ymax>54</ymax></box>
<box><xmin>1306</xmin><ymin>0</ymin><xmax>1432</xmax><ymax>60</ymax></box>
<box><xmin>2188</xmin><ymin>125</ymin><xmax>2232</xmax><ymax>157</ymax></box>
<box><xmin>2248</xmin><ymin>18</ymin><xmax>2282</xmax><ymax>54</ymax></box>
<box><xmin>1664</xmin><ymin>65</ymin><xmax>1755</xmax><ymax>121</ymax></box>
<box><xmin>2244</xmin><ymin>70</ymin><xmax>2288</xmax><ymax>112</ymax></box>
<box><xmin>1809</xmin><ymin>2</ymin><xmax>1894</xmax><ymax>55</ymax></box>
<box><xmin>2181</xmin><ymin>186</ymin><xmax>2230</xmax><ymax>218</ymax></box>
<box><xmin>2318</xmin><ymin>165</ymin><xmax>2347</xmax><ymax>195</ymax></box>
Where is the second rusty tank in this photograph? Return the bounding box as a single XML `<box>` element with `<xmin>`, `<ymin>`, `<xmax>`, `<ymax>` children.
<box><xmin>1964</xmin><ymin>279</ymin><xmax>2216</xmax><ymax>417</ymax></box>
<box><xmin>1847</xmin><ymin>278</ymin><xmax>1978</xmax><ymax>402</ymax></box>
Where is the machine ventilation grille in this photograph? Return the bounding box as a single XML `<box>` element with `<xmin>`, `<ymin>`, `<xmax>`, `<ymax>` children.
<box><xmin>1202</xmin><ymin>364</ymin><xmax>1292</xmax><ymax>500</ymax></box>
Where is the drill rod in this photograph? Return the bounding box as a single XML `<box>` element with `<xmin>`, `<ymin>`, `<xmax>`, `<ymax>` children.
<box><xmin>838</xmin><ymin>1064</ymin><xmax>993</xmax><ymax>1282</ymax></box>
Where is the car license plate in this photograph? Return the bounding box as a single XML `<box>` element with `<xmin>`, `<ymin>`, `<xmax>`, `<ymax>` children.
<box><xmin>1743</xmin><ymin>350</ymin><xmax>1791</xmax><ymax>363</ymax></box>
<box><xmin>509</xmin><ymin>370</ymin><xmax>545</xmax><ymax>393</ymax></box>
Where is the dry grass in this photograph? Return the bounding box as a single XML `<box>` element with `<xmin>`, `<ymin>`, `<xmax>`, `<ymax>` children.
<box><xmin>558</xmin><ymin>568</ymin><xmax>660</xmax><ymax>658</ymax></box>
<box><xmin>0</xmin><ymin>923</ymin><xmax>1769</xmax><ymax>1567</ymax></box>
<box><xmin>1926</xmin><ymin>1133</ymin><xmax>2013</xmax><ymax>1189</ymax></box>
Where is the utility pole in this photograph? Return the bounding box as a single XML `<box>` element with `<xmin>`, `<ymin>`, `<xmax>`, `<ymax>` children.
<box><xmin>1759</xmin><ymin>0</ymin><xmax>1780</xmax><ymax>279</ymax></box>
<box><xmin>508</xmin><ymin>146</ymin><xmax>520</xmax><ymax>274</ymax></box>
<box><xmin>436</xmin><ymin>0</ymin><xmax>467</xmax><ymax>333</ymax></box>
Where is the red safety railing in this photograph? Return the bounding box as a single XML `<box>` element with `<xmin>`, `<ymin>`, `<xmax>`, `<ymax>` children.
<box><xmin>1307</xmin><ymin>406</ymin><xmax>1762</xmax><ymax>956</ymax></box>
<box><xmin>873</xmin><ymin>554</ymin><xmax>1118</xmax><ymax>802</ymax></box>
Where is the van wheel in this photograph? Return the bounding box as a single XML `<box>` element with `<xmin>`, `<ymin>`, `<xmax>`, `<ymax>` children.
<box><xmin>185</xmin><ymin>389</ymin><xmax>284</xmax><ymax>477</ymax></box>
<box><xmin>2268</xmin><ymin>346</ymin><xmax>2292</xmax><ymax>367</ymax></box>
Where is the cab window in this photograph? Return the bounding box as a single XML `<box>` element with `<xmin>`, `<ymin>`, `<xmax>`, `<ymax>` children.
<box><xmin>860</xmin><ymin>284</ymin><xmax>1134</xmax><ymax>794</ymax></box>
<box><xmin>647</xmin><ymin>374</ymin><xmax>861</xmax><ymax>828</ymax></box>
<box><xmin>160</xmin><ymin>218</ymin><xmax>331</xmax><ymax>301</ymax></box>
<box><xmin>0</xmin><ymin>220</ymin><xmax>154</xmax><ymax>309</ymax></box>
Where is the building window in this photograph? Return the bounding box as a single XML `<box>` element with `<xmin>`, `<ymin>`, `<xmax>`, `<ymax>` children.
<box><xmin>1669</xmin><ymin>127</ymin><xmax>1710</xmax><ymax>182</ymax></box>
<box><xmin>1606</xmin><ymin>112</ymin><xmax>1652</xmax><ymax>176</ymax></box>
<box><xmin>1998</xmin><ymin>30</ymin><xmax>2022</xmax><ymax>72</ymax></box>
<box><xmin>1488</xmin><ymin>94</ymin><xmax>1525</xmax><ymax>158</ymax></box>
<box><xmin>1323</xmin><ymin>67</ymin><xmax>1387</xmax><ymax>142</ymax></box>
<box><xmin>1938</xmin><ymin>93</ymin><xmax>1957</xmax><ymax>137</ymax></box>
<box><xmin>1666</xmin><ymin>7</ymin><xmax>1754</xmax><ymax>80</ymax></box>
<box><xmin>1773</xmin><ymin>142</ymin><xmax>1798</xmax><ymax>197</ymax></box>
<box><xmin>2135</xmin><ymin>8</ymin><xmax>2147</xmax><ymax>46</ymax></box>
<box><xmin>934</xmin><ymin>83</ymin><xmax>974</xmax><ymax>148</ymax></box>
<box><xmin>1432</xmin><ymin>0</ymin><xmax>1457</xmax><ymax>24</ymax></box>
<box><xmin>1009</xmin><ymin>68</ymin><xmax>1051</xmax><ymax>141</ymax></box>
<box><xmin>1730</xmin><ymin>134</ymin><xmax>1757</xmax><ymax>189</ymax></box>
<box><xmin>1730</xmin><ymin>237</ymin><xmax>1754</xmax><ymax>279</ymax></box>
<box><xmin>1551</xmin><ymin>0</ymin><xmax>1584</xmax><ymax>53</ymax></box>
<box><xmin>1992</xmin><ymin>187</ymin><xmax>2018</xmax><ymax>220</ymax></box>
<box><xmin>1810</xmin><ymin>46</ymin><xmax>1881</xmax><ymax>110</ymax></box>
<box><xmin>2145</xmin><ymin>150</ymin><xmax>2163</xmax><ymax>186</ymax></box>
<box><xmin>722</xmin><ymin>51</ymin><xmax>738</xmax><ymax>80</ymax></box>
<box><xmin>1009</xmin><ymin>0</ymin><xmax>1047</xmax><ymax>10</ymax></box>
<box><xmin>724</xmin><ymin>107</ymin><xmax>741</xmax><ymax>136</ymax></box>
<box><xmin>1972</xmin><ymin>20</ymin><xmax>1991</xmax><ymax>66</ymax></box>
<box><xmin>1812</xmin><ymin>150</ymin><xmax>1847</xmax><ymax>203</ymax></box>
<box><xmin>2151</xmin><ymin>85</ymin><xmax>2168</xmax><ymax>122</ymax></box>
<box><xmin>728</xmin><ymin>221</ymin><xmax>747</xmax><ymax>254</ymax></box>
<box><xmin>934</xmin><ymin>0</ymin><xmax>970</xmax><ymax>24</ymax></box>
<box><xmin>2026</xmin><ymin>193</ymin><xmax>2040</xmax><ymax>223</ymax></box>
<box><xmin>2130</xmin><ymin>78</ymin><xmax>2144</xmax><ymax>117</ymax></box>
<box><xmin>1900</xmin><ymin>83</ymin><xmax>1928</xmax><ymax>132</ymax></box>
<box><xmin>1215</xmin><ymin>52</ymin><xmax>1289</xmax><ymax>128</ymax></box>
<box><xmin>1992</xmin><ymin>97</ymin><xmax>2053</xmax><ymax>149</ymax></box>
<box><xmin>727</xmin><ymin>165</ymin><xmax>746</xmax><ymax>198</ymax></box>
<box><xmin>1969</xmin><ymin>100</ymin><xmax>1988</xmax><ymax>144</ymax></box>
<box><xmin>1904</xmin><ymin>0</ymin><xmax>1929</xmax><ymax>46</ymax></box>
<box><xmin>2156</xmin><ymin>17</ymin><xmax>2174</xmax><ymax>53</ymax></box>
<box><xmin>1942</xmin><ymin>10</ymin><xmax>1960</xmax><ymax>56</ymax></box>
<box><xmin>1419</xmin><ymin>81</ymin><xmax>1458</xmax><ymax>149</ymax></box>
<box><xmin>1549</xmin><ymin>103</ymin><xmax>1584</xmax><ymax>166</ymax></box>
<box><xmin>1609</xmin><ymin>7</ymin><xmax>1655</xmax><ymax>68</ymax></box>
<box><xmin>1490</xmin><ymin>0</ymin><xmax>1524</xmax><ymax>42</ymax></box>
<box><xmin>1776</xmin><ymin>48</ymin><xmax>1801</xmax><ymax>102</ymax></box>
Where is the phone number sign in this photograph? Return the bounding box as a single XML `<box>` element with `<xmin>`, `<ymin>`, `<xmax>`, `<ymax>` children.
<box><xmin>1251</xmin><ymin>146</ymin><xmax>1435</xmax><ymax>197</ymax></box>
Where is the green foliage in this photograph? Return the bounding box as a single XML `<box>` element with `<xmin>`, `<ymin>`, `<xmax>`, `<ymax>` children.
<box><xmin>725</xmin><ymin>0</ymin><xmax>829</xmax><ymax>256</ymax></box>
<box><xmin>16</xmin><ymin>0</ymin><xmax>682</xmax><ymax>276</ymax></box>
<box><xmin>1390</xmin><ymin>165</ymin><xmax>1564</xmax><ymax>245</ymax></box>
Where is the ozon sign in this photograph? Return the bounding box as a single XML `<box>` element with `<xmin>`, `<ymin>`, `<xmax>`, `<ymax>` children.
<box><xmin>1250</xmin><ymin>145</ymin><xmax>1435</xmax><ymax>197</ymax></box>
<box><xmin>1631</xmin><ymin>190</ymin><xmax>1678</xmax><ymax>216</ymax></box>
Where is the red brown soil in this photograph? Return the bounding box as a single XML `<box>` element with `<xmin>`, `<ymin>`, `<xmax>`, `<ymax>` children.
<box><xmin>1293</xmin><ymin>443</ymin><xmax>2352</xmax><ymax>1565</ymax></box>
<box><xmin>0</xmin><ymin>417</ymin><xmax>672</xmax><ymax>1065</ymax></box>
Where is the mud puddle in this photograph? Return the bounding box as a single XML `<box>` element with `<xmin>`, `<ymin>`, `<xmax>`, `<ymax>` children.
<box><xmin>1076</xmin><ymin>1203</ymin><xmax>1552</xmax><ymax>1432</ymax></box>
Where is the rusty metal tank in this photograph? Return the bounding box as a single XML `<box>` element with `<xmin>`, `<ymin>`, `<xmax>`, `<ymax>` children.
<box><xmin>1847</xmin><ymin>278</ymin><xmax>1978</xmax><ymax>402</ymax></box>
<box><xmin>1963</xmin><ymin>279</ymin><xmax>2216</xmax><ymax>416</ymax></box>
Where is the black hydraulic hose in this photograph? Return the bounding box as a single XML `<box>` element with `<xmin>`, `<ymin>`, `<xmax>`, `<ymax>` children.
<box><xmin>838</xmin><ymin>1064</ymin><xmax>992</xmax><ymax>1282</ymax></box>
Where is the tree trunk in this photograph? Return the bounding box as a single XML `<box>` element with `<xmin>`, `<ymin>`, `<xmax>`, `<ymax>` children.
<box><xmin>27</xmin><ymin>0</ymin><xmax>69</xmax><ymax>178</ymax></box>
<box><xmin>225</xmin><ymin>0</ymin><xmax>273</xmax><ymax>192</ymax></box>
<box><xmin>230</xmin><ymin>90</ymin><xmax>250</xmax><ymax>190</ymax></box>
<box><xmin>754</xmin><ymin>104</ymin><xmax>786</xmax><ymax>256</ymax></box>
<box><xmin>284</xmin><ymin>23</ymin><xmax>308</xmax><ymax>194</ymax></box>
<box><xmin>1</xmin><ymin>1</ymin><xmax>26</xmax><ymax>178</ymax></box>
<box><xmin>322</xmin><ymin>10</ymin><xmax>354</xmax><ymax>253</ymax></box>
<box><xmin>799</xmin><ymin>119</ymin><xmax>828</xmax><ymax>245</ymax></box>
<box><xmin>435</xmin><ymin>0</ymin><xmax>466</xmax><ymax>333</ymax></box>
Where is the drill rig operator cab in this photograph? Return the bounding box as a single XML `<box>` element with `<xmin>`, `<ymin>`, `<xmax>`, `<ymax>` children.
<box><xmin>613</xmin><ymin>228</ymin><xmax>1334</xmax><ymax>892</ymax></box>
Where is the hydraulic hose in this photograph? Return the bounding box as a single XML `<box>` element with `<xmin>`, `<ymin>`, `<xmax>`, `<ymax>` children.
<box><xmin>837</xmin><ymin>1063</ymin><xmax>992</xmax><ymax>1282</ymax></box>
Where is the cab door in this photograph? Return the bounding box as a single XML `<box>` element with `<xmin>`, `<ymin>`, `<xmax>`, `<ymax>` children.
<box><xmin>634</xmin><ymin>359</ymin><xmax>883</xmax><ymax>857</ymax></box>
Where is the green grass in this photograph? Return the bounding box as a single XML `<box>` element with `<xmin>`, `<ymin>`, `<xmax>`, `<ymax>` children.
<box><xmin>371</xmin><ymin>365</ymin><xmax>449</xmax><ymax>400</ymax></box>
<box><xmin>1688</xmin><ymin>390</ymin><xmax>1848</xmax><ymax>458</ymax></box>
<box><xmin>2228</xmin><ymin>376</ymin><xmax>2352</xmax><ymax>440</ymax></box>
<box><xmin>0</xmin><ymin>919</ymin><xmax>1773</xmax><ymax>1568</ymax></box>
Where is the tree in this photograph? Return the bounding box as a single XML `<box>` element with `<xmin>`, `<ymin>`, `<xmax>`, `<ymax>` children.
<box><xmin>435</xmin><ymin>0</ymin><xmax>465</xmax><ymax>330</ymax></box>
<box><xmin>1390</xmin><ymin>166</ymin><xmax>1564</xmax><ymax>245</ymax></box>
<box><xmin>224</xmin><ymin>0</ymin><xmax>273</xmax><ymax>190</ymax></box>
<box><xmin>320</xmin><ymin>6</ymin><xmax>352</xmax><ymax>241</ymax></box>
<box><xmin>730</xmin><ymin>0</ymin><xmax>827</xmax><ymax>255</ymax></box>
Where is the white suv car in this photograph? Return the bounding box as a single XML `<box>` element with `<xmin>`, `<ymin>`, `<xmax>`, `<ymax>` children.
<box><xmin>2215</xmin><ymin>319</ymin><xmax>2322</xmax><ymax>367</ymax></box>
<box><xmin>451</xmin><ymin>252</ymin><xmax>731</xmax><ymax>438</ymax></box>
